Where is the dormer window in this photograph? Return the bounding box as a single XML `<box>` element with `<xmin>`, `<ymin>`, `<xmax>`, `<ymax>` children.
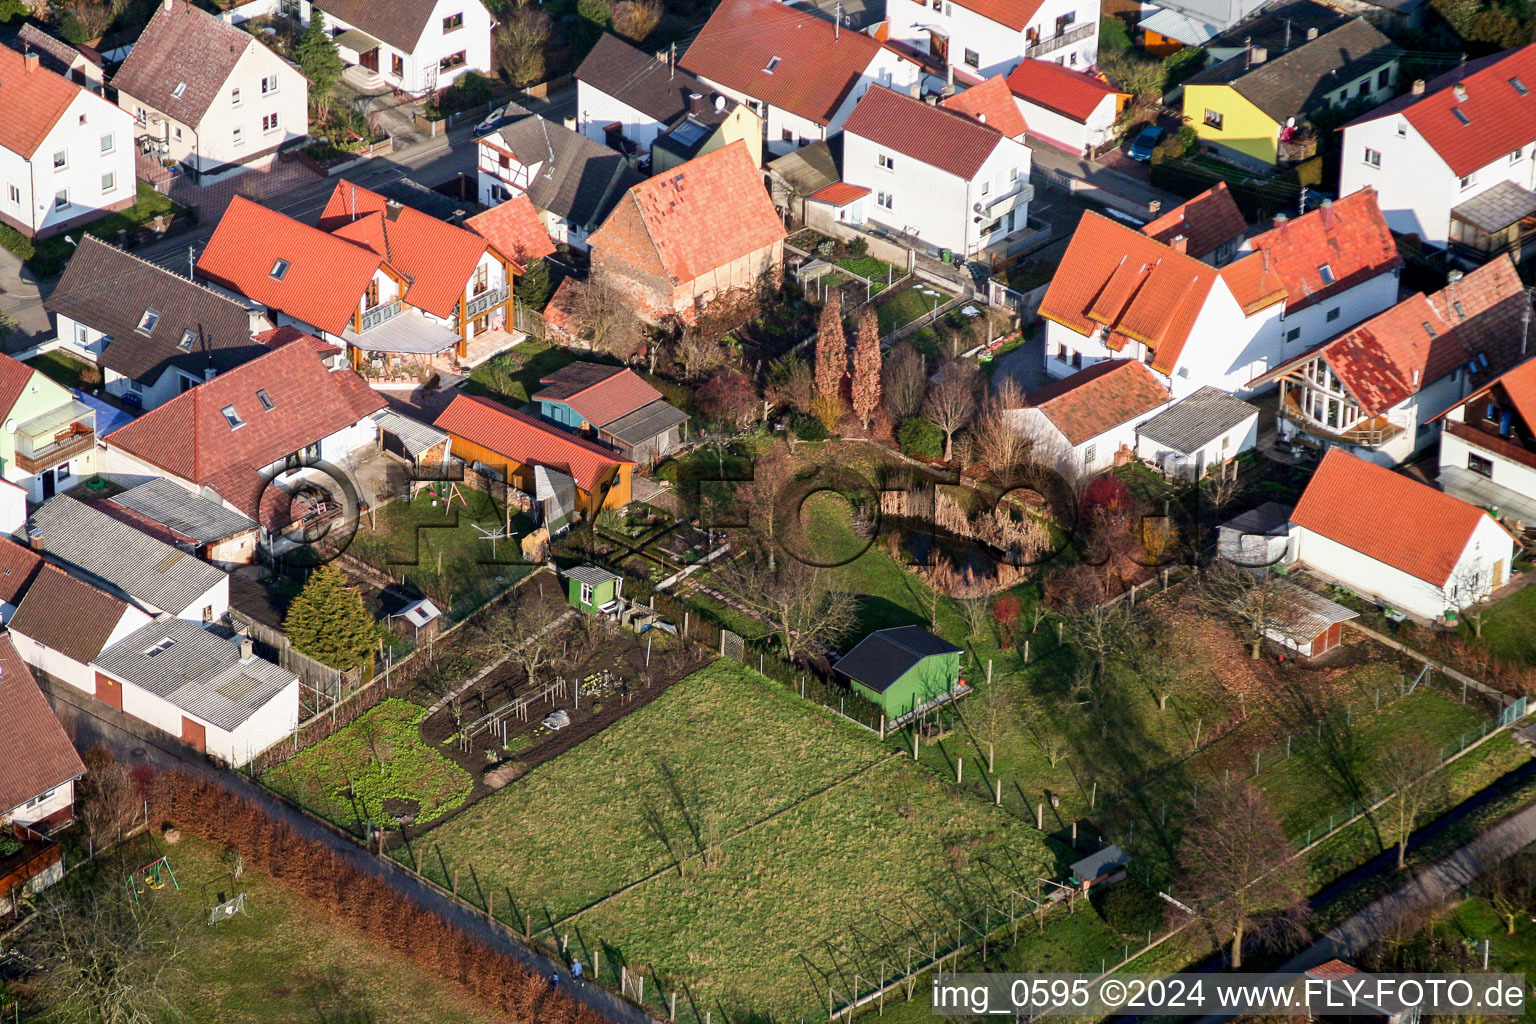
<box><xmin>257</xmin><ymin>388</ymin><xmax>274</xmax><ymax>411</ymax></box>
<box><xmin>270</xmin><ymin>258</ymin><xmax>290</xmax><ymax>280</ymax></box>
<box><xmin>177</xmin><ymin>328</ymin><xmax>195</xmax><ymax>351</ymax></box>
<box><xmin>1422</xmin><ymin>320</ymin><xmax>1436</xmax><ymax>338</ymax></box>
<box><xmin>172</xmin><ymin>81</ymin><xmax>186</xmax><ymax>99</ymax></box>
<box><xmin>1454</xmin><ymin>300</ymin><xmax>1467</xmax><ymax>319</ymax></box>
<box><xmin>1452</xmin><ymin>107</ymin><xmax>1470</xmax><ymax>125</ymax></box>
<box><xmin>221</xmin><ymin>405</ymin><xmax>245</xmax><ymax>429</ymax></box>
<box><xmin>763</xmin><ymin>56</ymin><xmax>781</xmax><ymax>73</ymax></box>
<box><xmin>136</xmin><ymin>309</ymin><xmax>160</xmax><ymax>335</ymax></box>
<box><xmin>1317</xmin><ymin>264</ymin><xmax>1335</xmax><ymax>285</ymax></box>
<box><xmin>1514</xmin><ymin>77</ymin><xmax>1530</xmax><ymax>95</ymax></box>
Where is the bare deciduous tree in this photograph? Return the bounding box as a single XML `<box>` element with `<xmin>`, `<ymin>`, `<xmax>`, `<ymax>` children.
<box><xmin>76</xmin><ymin>749</ymin><xmax>141</xmax><ymax>852</ymax></box>
<box><xmin>611</xmin><ymin>0</ymin><xmax>662</xmax><ymax>39</ymax></box>
<box><xmin>1445</xmin><ymin>562</ymin><xmax>1497</xmax><ymax>638</ymax></box>
<box><xmin>718</xmin><ymin>549</ymin><xmax>859</xmax><ymax>660</ymax></box>
<box><xmin>1195</xmin><ymin>562</ymin><xmax>1294</xmax><ymax>659</ymax></box>
<box><xmin>765</xmin><ymin>353</ymin><xmax>815</xmax><ymax>418</ymax></box>
<box><xmin>1058</xmin><ymin>598</ymin><xmax>1140</xmax><ymax>690</ymax></box>
<box><xmin>924</xmin><ymin>359</ymin><xmax>979</xmax><ymax>462</ymax></box>
<box><xmin>882</xmin><ymin>344</ymin><xmax>927</xmax><ymax>421</ymax></box>
<box><xmin>493</xmin><ymin>4</ymin><xmax>553</xmax><ymax>87</ymax></box>
<box><xmin>670</xmin><ymin>330</ymin><xmax>728</xmax><ymax>381</ymax></box>
<box><xmin>1476</xmin><ymin>850</ymin><xmax>1536</xmax><ymax>935</ymax></box>
<box><xmin>564</xmin><ymin>277</ymin><xmax>644</xmax><ymax>362</ymax></box>
<box><xmin>1177</xmin><ymin>781</ymin><xmax>1306</xmax><ymax>967</ymax></box>
<box><xmin>475</xmin><ymin>600</ymin><xmax>563</xmax><ymax>691</ymax></box>
<box><xmin>972</xmin><ymin>377</ymin><xmax>1031</xmax><ymax>478</ymax></box>
<box><xmin>1375</xmin><ymin>743</ymin><xmax>1447</xmax><ymax>870</ymax></box>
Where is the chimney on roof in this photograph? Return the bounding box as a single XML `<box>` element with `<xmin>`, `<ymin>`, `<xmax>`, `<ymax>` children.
<box><xmin>688</xmin><ymin>91</ymin><xmax>703</xmax><ymax>113</ymax></box>
<box><xmin>562</xmin><ymin>115</ymin><xmax>578</xmax><ymax>131</ymax></box>
<box><xmin>239</xmin><ymin>633</ymin><xmax>254</xmax><ymax>661</ymax></box>
<box><xmin>909</xmin><ymin>78</ymin><xmax>921</xmax><ymax>99</ymax></box>
<box><xmin>1412</xmin><ymin>78</ymin><xmax>1426</xmax><ymax>95</ymax></box>
<box><xmin>978</xmin><ymin>113</ymin><xmax>986</xmax><ymax>124</ymax></box>
<box><xmin>1306</xmin><ymin>25</ymin><xmax>1318</xmax><ymax>40</ymax></box>
<box><xmin>1148</xmin><ymin>200</ymin><xmax>1161</xmax><ymax>215</ymax></box>
<box><xmin>163</xmin><ymin>0</ymin><xmax>172</xmax><ymax>10</ymax></box>
<box><xmin>26</xmin><ymin>527</ymin><xmax>41</xmax><ymax>553</ymax></box>
<box><xmin>1454</xmin><ymin>83</ymin><xmax>1468</xmax><ymax>101</ymax></box>
<box><xmin>249</xmin><ymin>309</ymin><xmax>270</xmax><ymax>335</ymax></box>
<box><xmin>1251</xmin><ymin>46</ymin><xmax>1267</xmax><ymax>63</ymax></box>
<box><xmin>22</xmin><ymin>51</ymin><xmax>37</xmax><ymax>74</ymax></box>
<box><xmin>204</xmin><ymin>366</ymin><xmax>217</xmax><ymax>382</ymax></box>
<box><xmin>1273</xmin><ymin>212</ymin><xmax>1288</xmax><ymax>224</ymax></box>
<box><xmin>1170</xmin><ymin>234</ymin><xmax>1188</xmax><ymax>253</ymax></box>
<box><xmin>944</xmin><ymin>63</ymin><xmax>954</xmax><ymax>98</ymax></box>
<box><xmin>1412</xmin><ymin>368</ymin><xmax>1420</xmax><ymax>386</ymax></box>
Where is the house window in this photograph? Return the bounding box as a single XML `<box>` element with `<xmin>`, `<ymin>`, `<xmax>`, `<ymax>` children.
<box><xmin>270</xmin><ymin>258</ymin><xmax>290</xmax><ymax>280</ymax></box>
<box><xmin>100</xmin><ymin>132</ymin><xmax>114</xmax><ymax>154</ymax></box>
<box><xmin>178</xmin><ymin>328</ymin><xmax>195</xmax><ymax>351</ymax></box>
<box><xmin>1356</xmin><ymin>80</ymin><xmax>1369</xmax><ymax>99</ymax></box>
<box><xmin>52</xmin><ymin>149</ymin><xmax>66</xmax><ymax>169</ymax></box>
<box><xmin>580</xmin><ymin>582</ymin><xmax>593</xmax><ymax>604</ymax></box>
<box><xmin>1469</xmin><ymin>453</ymin><xmax>1494</xmax><ymax>477</ymax></box>
<box><xmin>232</xmin><ymin>126</ymin><xmax>244</xmax><ymax>147</ymax></box>
<box><xmin>136</xmin><ymin>309</ymin><xmax>160</xmax><ymax>334</ymax></box>
<box><xmin>781</xmin><ymin>128</ymin><xmax>793</xmax><ymax>142</ymax></box>
<box><xmin>232</xmin><ymin>87</ymin><xmax>242</xmax><ymax>107</ymax></box>
<box><xmin>439</xmin><ymin>51</ymin><xmax>466</xmax><ymax>72</ymax></box>
<box><xmin>1326</xmin><ymin>307</ymin><xmax>1341</xmax><ymax>322</ymax></box>
<box><xmin>1377</xmin><ymin>67</ymin><xmax>1390</xmax><ymax>89</ymax></box>
<box><xmin>257</xmin><ymin>388</ymin><xmax>274</xmax><ymax>411</ymax></box>
<box><xmin>1203</xmin><ymin>109</ymin><xmax>1223</xmax><ymax>130</ymax></box>
<box><xmin>261</xmin><ymin>74</ymin><xmax>278</xmax><ymax>95</ymax></box>
<box><xmin>1514</xmin><ymin>148</ymin><xmax>1525</xmax><ymax>164</ymax></box>
<box><xmin>877</xmin><ymin>191</ymin><xmax>893</xmax><ymax>209</ymax></box>
<box><xmin>101</xmin><ymin>171</ymin><xmax>116</xmax><ymax>194</ymax></box>
<box><xmin>74</xmin><ymin>323</ymin><xmax>88</xmax><ymax>347</ymax></box>
<box><xmin>221</xmin><ymin>405</ymin><xmax>245</xmax><ymax>429</ymax></box>
<box><xmin>171</xmin><ymin>81</ymin><xmax>186</xmax><ymax>99</ymax></box>
<box><xmin>1285</xmin><ymin>326</ymin><xmax>1301</xmax><ymax>342</ymax></box>
<box><xmin>1460</xmin><ymin>172</ymin><xmax>1477</xmax><ymax>190</ymax></box>
<box><xmin>392</xmin><ymin>53</ymin><xmax>404</xmax><ymax>77</ymax></box>
<box><xmin>1363</xmin><ymin>147</ymin><xmax>1380</xmax><ymax>168</ymax></box>
<box><xmin>174</xmin><ymin>127</ymin><xmax>182</xmax><ymax>141</ymax></box>
<box><xmin>878</xmin><ymin>153</ymin><xmax>895</xmax><ymax>170</ymax></box>
<box><xmin>124</xmin><ymin>377</ymin><xmax>141</xmax><ymax>394</ymax></box>
<box><xmin>263</xmin><ymin>112</ymin><xmax>280</xmax><ymax>134</ymax></box>
<box><xmin>1082</xmin><ymin>443</ymin><xmax>1096</xmax><ymax>468</ymax></box>
<box><xmin>1318</xmin><ymin>263</ymin><xmax>1335</xmax><ymax>285</ymax></box>
<box><xmin>443</xmin><ymin>11</ymin><xmax>463</xmax><ymax>30</ymax></box>
<box><xmin>473</xmin><ymin>263</ymin><xmax>489</xmax><ymax>294</ymax></box>
<box><xmin>7</xmin><ymin>185</ymin><xmax>16</xmax><ymax>205</ymax></box>
<box><xmin>963</xmin><ymin>48</ymin><xmax>980</xmax><ymax>68</ymax></box>
<box><xmin>54</xmin><ymin>189</ymin><xmax>69</xmax><ymax>210</ymax></box>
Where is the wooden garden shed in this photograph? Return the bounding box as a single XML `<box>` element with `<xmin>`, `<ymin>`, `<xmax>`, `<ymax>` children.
<box><xmin>562</xmin><ymin>564</ymin><xmax>624</xmax><ymax>614</ymax></box>
<box><xmin>833</xmin><ymin>626</ymin><xmax>963</xmax><ymax>721</ymax></box>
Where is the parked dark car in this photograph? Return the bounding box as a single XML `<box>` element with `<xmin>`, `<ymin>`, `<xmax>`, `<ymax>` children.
<box><xmin>1127</xmin><ymin>125</ymin><xmax>1165</xmax><ymax>162</ymax></box>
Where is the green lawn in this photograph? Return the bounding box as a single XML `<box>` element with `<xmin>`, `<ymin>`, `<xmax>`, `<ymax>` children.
<box><xmin>1473</xmin><ymin>583</ymin><xmax>1536</xmax><ymax>665</ymax></box>
<box><xmin>876</xmin><ymin>285</ymin><xmax>951</xmax><ymax>335</ymax></box>
<box><xmin>407</xmin><ymin>659</ymin><xmax>1054</xmax><ymax>1020</ymax></box>
<box><xmin>31</xmin><ymin>181</ymin><xmax>185</xmax><ymax>276</ymax></box>
<box><xmin>266</xmin><ymin>698</ymin><xmax>474</xmax><ymax>829</ymax></box>
<box><xmin>834</xmin><ymin>254</ymin><xmax>901</xmax><ymax>294</ymax></box>
<box><xmin>347</xmin><ymin>485</ymin><xmax>534</xmax><ymax>620</ymax></box>
<box><xmin>463</xmin><ymin>337</ymin><xmax>574</xmax><ymax>405</ymax></box>
<box><xmin>24</xmin><ymin>349</ymin><xmax>96</xmax><ymax>391</ymax></box>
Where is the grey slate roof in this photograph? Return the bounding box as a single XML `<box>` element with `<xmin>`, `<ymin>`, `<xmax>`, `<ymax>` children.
<box><xmin>1452</xmin><ymin>180</ymin><xmax>1536</xmax><ymax>234</ymax></box>
<box><xmin>31</xmin><ymin>495</ymin><xmax>228</xmax><ymax>616</ymax></box>
<box><xmin>767</xmin><ymin>138</ymin><xmax>841</xmax><ymax>197</ymax></box>
<box><xmin>485</xmin><ymin>109</ymin><xmax>647</xmax><ymax>231</ymax></box>
<box><xmin>1135</xmin><ymin>386</ymin><xmax>1258</xmax><ymax>455</ymax></box>
<box><xmin>93</xmin><ymin>619</ymin><xmax>295</xmax><ymax>733</ymax></box>
<box><xmin>1070</xmin><ymin>844</ymin><xmax>1130</xmax><ymax>880</ymax></box>
<box><xmin>1219</xmin><ymin>501</ymin><xmax>1294</xmax><ymax>536</ymax></box>
<box><xmin>562</xmin><ymin>564</ymin><xmax>622</xmax><ymax>586</ymax></box>
<box><xmin>9</xmin><ymin>24</ymin><xmax>94</xmax><ymax>78</ymax></box>
<box><xmin>110</xmin><ymin>0</ymin><xmax>256</xmax><ymax>128</ymax></box>
<box><xmin>45</xmin><ymin>235</ymin><xmax>269</xmax><ymax>386</ymax></box>
<box><xmin>833</xmin><ymin>626</ymin><xmax>961</xmax><ymax>694</ymax></box>
<box><xmin>1185</xmin><ymin>18</ymin><xmax>1401</xmax><ymax>122</ymax></box>
<box><xmin>372</xmin><ymin>409</ymin><xmax>449</xmax><ymax>459</ymax></box>
<box><xmin>576</xmin><ymin>33</ymin><xmax>730</xmax><ymax>129</ymax></box>
<box><xmin>109</xmin><ymin>479</ymin><xmax>258</xmax><ymax>544</ymax></box>
<box><xmin>602</xmin><ymin>398</ymin><xmax>689</xmax><ymax>446</ymax></box>
<box><xmin>1205</xmin><ymin>0</ymin><xmax>1346</xmax><ymax>54</ymax></box>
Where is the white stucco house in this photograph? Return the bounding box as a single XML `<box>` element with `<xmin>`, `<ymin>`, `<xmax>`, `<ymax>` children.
<box><xmin>1286</xmin><ymin>448</ymin><xmax>1515</xmax><ymax>622</ymax></box>
<box><xmin>841</xmin><ymin>85</ymin><xmax>1032</xmax><ymax>258</ymax></box>
<box><xmin>92</xmin><ymin>619</ymin><xmax>299</xmax><ymax>767</ymax></box>
<box><xmin>1341</xmin><ymin>42</ymin><xmax>1536</xmax><ymax>252</ymax></box>
<box><xmin>0</xmin><ymin>631</ymin><xmax>85</xmax><ymax>839</ymax></box>
<box><xmin>1250</xmin><ymin>255</ymin><xmax>1530</xmax><ymax>466</ymax></box>
<box><xmin>0</xmin><ymin>44</ymin><xmax>135</xmax><ymax>238</ymax></box>
<box><xmin>288</xmin><ymin>0</ymin><xmax>493</xmax><ymax>95</ymax></box>
<box><xmin>1005</xmin><ymin>59</ymin><xmax>1125</xmax><ymax>156</ymax></box>
<box><xmin>1435</xmin><ymin>354</ymin><xmax>1536</xmax><ymax>523</ymax></box>
<box><xmin>112</xmin><ymin>0</ymin><xmax>308</xmax><ymax>179</ymax></box>
<box><xmin>8</xmin><ymin>563</ymin><xmax>157</xmax><ymax>695</ymax></box>
<box><xmin>885</xmin><ymin>0</ymin><xmax>1097</xmax><ymax>77</ymax></box>
<box><xmin>1134</xmin><ymin>386</ymin><xmax>1259</xmax><ymax>480</ymax></box>
<box><xmin>680</xmin><ymin>0</ymin><xmax>927</xmax><ymax>159</ymax></box>
<box><xmin>1009</xmin><ymin>359</ymin><xmax>1173</xmax><ymax>475</ymax></box>
<box><xmin>1038</xmin><ymin>189</ymin><xmax>1402</xmax><ymax>398</ymax></box>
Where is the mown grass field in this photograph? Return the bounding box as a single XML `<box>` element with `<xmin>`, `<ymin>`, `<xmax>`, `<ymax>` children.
<box><xmin>409</xmin><ymin>659</ymin><xmax>1055</xmax><ymax>1020</ymax></box>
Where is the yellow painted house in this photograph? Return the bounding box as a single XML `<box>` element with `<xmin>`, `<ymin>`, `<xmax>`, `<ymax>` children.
<box><xmin>1181</xmin><ymin>18</ymin><xmax>1401</xmax><ymax>168</ymax></box>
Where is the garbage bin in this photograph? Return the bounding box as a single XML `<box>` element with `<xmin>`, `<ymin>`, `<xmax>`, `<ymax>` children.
<box><xmin>940</xmin><ymin>248</ymin><xmax>952</xmax><ymax>263</ymax></box>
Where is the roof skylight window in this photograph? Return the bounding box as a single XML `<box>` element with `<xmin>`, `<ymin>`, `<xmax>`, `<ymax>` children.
<box><xmin>763</xmin><ymin>56</ymin><xmax>781</xmax><ymax>73</ymax></box>
<box><xmin>221</xmin><ymin>405</ymin><xmax>245</xmax><ymax>429</ymax></box>
<box><xmin>171</xmin><ymin>82</ymin><xmax>186</xmax><ymax>98</ymax></box>
<box><xmin>1317</xmin><ymin>264</ymin><xmax>1335</xmax><ymax>285</ymax></box>
<box><xmin>257</xmin><ymin>389</ymin><xmax>274</xmax><ymax>411</ymax></box>
<box><xmin>270</xmin><ymin>258</ymin><xmax>290</xmax><ymax>280</ymax></box>
<box><xmin>136</xmin><ymin>309</ymin><xmax>160</xmax><ymax>334</ymax></box>
<box><xmin>177</xmin><ymin>328</ymin><xmax>195</xmax><ymax>351</ymax></box>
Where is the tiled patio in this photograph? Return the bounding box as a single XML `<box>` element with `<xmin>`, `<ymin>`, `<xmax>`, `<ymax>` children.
<box><xmin>460</xmin><ymin>328</ymin><xmax>526</xmax><ymax>369</ymax></box>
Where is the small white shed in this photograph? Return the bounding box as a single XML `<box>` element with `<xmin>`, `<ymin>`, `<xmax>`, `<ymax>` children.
<box><xmin>1136</xmin><ymin>387</ymin><xmax>1259</xmax><ymax>481</ymax></box>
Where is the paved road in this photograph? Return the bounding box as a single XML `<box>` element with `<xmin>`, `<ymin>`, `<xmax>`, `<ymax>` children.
<box><xmin>41</xmin><ymin>675</ymin><xmax>658</xmax><ymax>1024</ymax></box>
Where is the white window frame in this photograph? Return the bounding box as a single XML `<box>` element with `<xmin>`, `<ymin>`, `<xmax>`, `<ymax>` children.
<box><xmin>262</xmin><ymin>112</ymin><xmax>280</xmax><ymax>134</ymax></box>
<box><xmin>232</xmin><ymin>126</ymin><xmax>244</xmax><ymax>147</ymax></box>
<box><xmin>101</xmin><ymin>171</ymin><xmax>116</xmax><ymax>194</ymax></box>
<box><xmin>260</xmin><ymin>74</ymin><xmax>279</xmax><ymax>95</ymax></box>
<box><xmin>1363</xmin><ymin>147</ymin><xmax>1380</xmax><ymax>168</ymax></box>
<box><xmin>232</xmin><ymin>86</ymin><xmax>242</xmax><ymax>107</ymax></box>
<box><xmin>100</xmin><ymin>132</ymin><xmax>114</xmax><ymax>155</ymax></box>
<box><xmin>52</xmin><ymin>149</ymin><xmax>66</xmax><ymax>170</ymax></box>
<box><xmin>54</xmin><ymin>188</ymin><xmax>69</xmax><ymax>210</ymax></box>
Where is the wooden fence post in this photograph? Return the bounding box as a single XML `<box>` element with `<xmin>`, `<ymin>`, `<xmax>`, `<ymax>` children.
<box><xmin>956</xmin><ymin>758</ymin><xmax>963</xmax><ymax>784</ymax></box>
<box><xmin>994</xmin><ymin>779</ymin><xmax>1001</xmax><ymax>806</ymax></box>
<box><xmin>1035</xmin><ymin>803</ymin><xmax>1044</xmax><ymax>829</ymax></box>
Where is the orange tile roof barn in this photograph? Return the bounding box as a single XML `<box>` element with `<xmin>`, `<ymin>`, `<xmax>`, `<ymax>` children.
<box><xmin>196</xmin><ymin>196</ymin><xmax>382</xmax><ymax>336</ymax></box>
<box><xmin>1140</xmin><ymin>182</ymin><xmax>1248</xmax><ymax>258</ymax></box>
<box><xmin>1023</xmin><ymin>360</ymin><xmax>1170</xmax><ymax>445</ymax></box>
<box><xmin>0</xmin><ymin>45</ymin><xmax>96</xmax><ymax>157</ymax></box>
<box><xmin>941</xmin><ymin>75</ymin><xmax>1028</xmax><ymax>138</ymax></box>
<box><xmin>434</xmin><ymin>394</ymin><xmax>634</xmax><ymax>495</ymax></box>
<box><xmin>1006</xmin><ymin>60</ymin><xmax>1126</xmax><ymax>122</ymax></box>
<box><xmin>1241</xmin><ymin>188</ymin><xmax>1401</xmax><ymax>314</ymax></box>
<box><xmin>0</xmin><ymin>632</ymin><xmax>84</xmax><ymax>817</ymax></box>
<box><xmin>589</xmin><ymin>141</ymin><xmax>785</xmax><ymax>287</ymax></box>
<box><xmin>844</xmin><ymin>86</ymin><xmax>1011</xmax><ymax>179</ymax></box>
<box><xmin>464</xmin><ymin>195</ymin><xmax>557</xmax><ymax>263</ymax></box>
<box><xmin>1292</xmin><ymin>448</ymin><xmax>1497</xmax><ymax>585</ymax></box>
<box><xmin>681</xmin><ymin>0</ymin><xmax>890</xmax><ymax>125</ymax></box>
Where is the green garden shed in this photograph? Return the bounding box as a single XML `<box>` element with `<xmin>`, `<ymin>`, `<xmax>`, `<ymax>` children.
<box><xmin>832</xmin><ymin>626</ymin><xmax>964</xmax><ymax>721</ymax></box>
<box><xmin>562</xmin><ymin>564</ymin><xmax>623</xmax><ymax>614</ymax></box>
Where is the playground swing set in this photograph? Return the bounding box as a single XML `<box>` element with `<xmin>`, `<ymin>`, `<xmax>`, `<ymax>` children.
<box><xmin>124</xmin><ymin>855</ymin><xmax>179</xmax><ymax>906</ymax></box>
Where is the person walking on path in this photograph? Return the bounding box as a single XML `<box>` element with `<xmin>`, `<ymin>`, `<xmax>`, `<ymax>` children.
<box><xmin>571</xmin><ymin>960</ymin><xmax>584</xmax><ymax>982</ymax></box>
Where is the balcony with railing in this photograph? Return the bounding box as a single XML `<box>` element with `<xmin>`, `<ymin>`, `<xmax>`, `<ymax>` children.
<box><xmin>14</xmin><ymin>402</ymin><xmax>95</xmax><ymax>474</ymax></box>
<box><xmin>360</xmin><ymin>299</ymin><xmax>403</xmax><ymax>333</ymax></box>
<box><xmin>466</xmin><ymin>283</ymin><xmax>509</xmax><ymax>319</ymax></box>
<box><xmin>1281</xmin><ymin>390</ymin><xmax>1403</xmax><ymax>448</ymax></box>
<box><xmin>1025</xmin><ymin>22</ymin><xmax>1093</xmax><ymax>58</ymax></box>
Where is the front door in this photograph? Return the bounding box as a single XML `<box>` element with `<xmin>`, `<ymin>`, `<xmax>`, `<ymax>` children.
<box><xmin>94</xmin><ymin>672</ymin><xmax>122</xmax><ymax>711</ymax></box>
<box><xmin>360</xmin><ymin>47</ymin><xmax>380</xmax><ymax>72</ymax></box>
<box><xmin>1494</xmin><ymin>560</ymin><xmax>1507</xmax><ymax>589</ymax></box>
<box><xmin>181</xmin><ymin>716</ymin><xmax>206</xmax><ymax>753</ymax></box>
<box><xmin>39</xmin><ymin>470</ymin><xmax>54</xmax><ymax>500</ymax></box>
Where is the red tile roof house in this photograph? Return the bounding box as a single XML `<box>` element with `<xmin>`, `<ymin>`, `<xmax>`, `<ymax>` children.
<box><xmin>0</xmin><ymin>43</ymin><xmax>137</xmax><ymax>238</ymax></box>
<box><xmin>1340</xmin><ymin>43</ymin><xmax>1536</xmax><ymax>250</ymax></box>
<box><xmin>1006</xmin><ymin>360</ymin><xmax>1173</xmax><ymax>475</ymax></box>
<box><xmin>1038</xmin><ymin>188</ymin><xmax>1402</xmax><ymax>398</ymax></box>
<box><xmin>1249</xmin><ymin>255</ymin><xmax>1529</xmax><ymax>467</ymax></box>
<box><xmin>884</xmin><ymin>0</ymin><xmax>1099</xmax><ymax>79</ymax></box>
<box><xmin>678</xmin><ymin>0</ymin><xmax>927</xmax><ymax>159</ymax></box>
<box><xmin>1139</xmin><ymin>182</ymin><xmax>1249</xmax><ymax>266</ymax></box>
<box><xmin>1435</xmin><ymin>351</ymin><xmax>1536</xmax><ymax>522</ymax></box>
<box><xmin>1284</xmin><ymin>448</ymin><xmax>1515</xmax><ymax>622</ymax></box>
<box><xmin>0</xmin><ymin>632</ymin><xmax>86</xmax><ymax>914</ymax></box>
<box><xmin>840</xmin><ymin>85</ymin><xmax>1034</xmax><ymax>259</ymax></box>
<box><xmin>587</xmin><ymin>141</ymin><xmax>787</xmax><ymax>325</ymax></box>
<box><xmin>100</xmin><ymin>337</ymin><xmax>388</xmax><ymax>550</ymax></box>
<box><xmin>1005</xmin><ymin>59</ymin><xmax>1127</xmax><ymax>156</ymax></box>
<box><xmin>533</xmin><ymin>362</ymin><xmax>690</xmax><ymax>463</ymax></box>
<box><xmin>196</xmin><ymin>184</ymin><xmax>525</xmax><ymax>386</ymax></box>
